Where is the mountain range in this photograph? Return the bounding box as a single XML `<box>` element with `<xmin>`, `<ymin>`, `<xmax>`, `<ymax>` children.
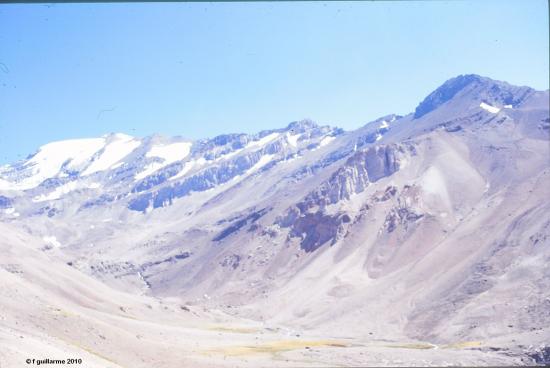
<box><xmin>1</xmin><ymin>74</ymin><xmax>549</xmax><ymax>367</ymax></box>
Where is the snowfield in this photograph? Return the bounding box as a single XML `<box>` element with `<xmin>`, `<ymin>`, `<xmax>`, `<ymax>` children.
<box><xmin>82</xmin><ymin>134</ymin><xmax>141</xmax><ymax>175</ymax></box>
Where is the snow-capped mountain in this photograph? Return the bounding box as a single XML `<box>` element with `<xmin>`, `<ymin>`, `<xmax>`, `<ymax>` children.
<box><xmin>0</xmin><ymin>120</ymin><xmax>343</xmax><ymax>213</ymax></box>
<box><xmin>1</xmin><ymin>74</ymin><xmax>549</xmax><ymax>367</ymax></box>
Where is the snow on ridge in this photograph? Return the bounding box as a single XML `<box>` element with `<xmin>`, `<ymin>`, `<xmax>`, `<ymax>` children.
<box><xmin>247</xmin><ymin>154</ymin><xmax>275</xmax><ymax>175</ymax></box>
<box><xmin>82</xmin><ymin>135</ymin><xmax>141</xmax><ymax>176</ymax></box>
<box><xmin>146</xmin><ymin>142</ymin><xmax>192</xmax><ymax>162</ymax></box>
<box><xmin>214</xmin><ymin>148</ymin><xmax>245</xmax><ymax>162</ymax></box>
<box><xmin>1</xmin><ymin>133</ymin><xmax>137</xmax><ymax>190</ymax></box>
<box><xmin>0</xmin><ymin>138</ymin><xmax>106</xmax><ymax>190</ymax></box>
<box><xmin>135</xmin><ymin>163</ymin><xmax>165</xmax><ymax>181</ymax></box>
<box><xmin>135</xmin><ymin>142</ymin><xmax>192</xmax><ymax>180</ymax></box>
<box><xmin>33</xmin><ymin>182</ymin><xmax>78</xmax><ymax>202</ymax></box>
<box><xmin>32</xmin><ymin>181</ymin><xmax>102</xmax><ymax>202</ymax></box>
<box><xmin>168</xmin><ymin>132</ymin><xmax>284</xmax><ymax>182</ymax></box>
<box><xmin>310</xmin><ymin>135</ymin><xmax>337</xmax><ymax>151</ymax></box>
<box><xmin>105</xmin><ymin>133</ymin><xmax>134</xmax><ymax>141</ymax></box>
<box><xmin>379</xmin><ymin>120</ymin><xmax>389</xmax><ymax>129</ymax></box>
<box><xmin>246</xmin><ymin>133</ymin><xmax>280</xmax><ymax>149</ymax></box>
<box><xmin>480</xmin><ymin>102</ymin><xmax>500</xmax><ymax>114</ymax></box>
<box><xmin>319</xmin><ymin>136</ymin><xmax>336</xmax><ymax>147</ymax></box>
<box><xmin>168</xmin><ymin>133</ymin><xmax>280</xmax><ymax>181</ymax></box>
<box><xmin>170</xmin><ymin>157</ymin><xmax>208</xmax><ymax>181</ymax></box>
<box><xmin>111</xmin><ymin>162</ymin><xmax>124</xmax><ymax>170</ymax></box>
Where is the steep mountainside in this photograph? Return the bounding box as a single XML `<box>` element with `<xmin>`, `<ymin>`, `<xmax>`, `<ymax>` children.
<box><xmin>1</xmin><ymin>74</ymin><xmax>549</xmax><ymax>367</ymax></box>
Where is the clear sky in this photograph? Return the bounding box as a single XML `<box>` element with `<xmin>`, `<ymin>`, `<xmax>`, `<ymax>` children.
<box><xmin>0</xmin><ymin>0</ymin><xmax>548</xmax><ymax>164</ymax></box>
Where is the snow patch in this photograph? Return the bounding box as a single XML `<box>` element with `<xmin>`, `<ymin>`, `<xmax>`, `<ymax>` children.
<box><xmin>82</xmin><ymin>135</ymin><xmax>141</xmax><ymax>176</ymax></box>
<box><xmin>214</xmin><ymin>148</ymin><xmax>245</xmax><ymax>162</ymax></box>
<box><xmin>0</xmin><ymin>178</ymin><xmax>12</xmax><ymax>190</ymax></box>
<box><xmin>170</xmin><ymin>157</ymin><xmax>209</xmax><ymax>181</ymax></box>
<box><xmin>247</xmin><ymin>154</ymin><xmax>275</xmax><ymax>175</ymax></box>
<box><xmin>503</xmin><ymin>104</ymin><xmax>513</xmax><ymax>109</ymax></box>
<box><xmin>43</xmin><ymin>236</ymin><xmax>61</xmax><ymax>248</ymax></box>
<box><xmin>146</xmin><ymin>142</ymin><xmax>191</xmax><ymax>162</ymax></box>
<box><xmin>135</xmin><ymin>163</ymin><xmax>165</xmax><ymax>180</ymax></box>
<box><xmin>283</xmin><ymin>154</ymin><xmax>302</xmax><ymax>164</ymax></box>
<box><xmin>286</xmin><ymin>133</ymin><xmax>300</xmax><ymax>147</ymax></box>
<box><xmin>33</xmin><ymin>182</ymin><xmax>78</xmax><ymax>202</ymax></box>
<box><xmin>480</xmin><ymin>102</ymin><xmax>500</xmax><ymax>114</ymax></box>
<box><xmin>319</xmin><ymin>136</ymin><xmax>336</xmax><ymax>147</ymax></box>
<box><xmin>111</xmin><ymin>162</ymin><xmax>124</xmax><ymax>170</ymax></box>
<box><xmin>246</xmin><ymin>133</ymin><xmax>280</xmax><ymax>149</ymax></box>
<box><xmin>375</xmin><ymin>133</ymin><xmax>383</xmax><ymax>142</ymax></box>
<box><xmin>170</xmin><ymin>161</ymin><xmax>194</xmax><ymax>181</ymax></box>
<box><xmin>32</xmin><ymin>181</ymin><xmax>102</xmax><ymax>202</ymax></box>
<box><xmin>379</xmin><ymin>120</ymin><xmax>389</xmax><ymax>129</ymax></box>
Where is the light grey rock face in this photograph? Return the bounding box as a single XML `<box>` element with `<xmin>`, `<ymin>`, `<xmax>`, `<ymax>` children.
<box><xmin>1</xmin><ymin>74</ymin><xmax>549</xmax><ymax>367</ymax></box>
<box><xmin>275</xmin><ymin>144</ymin><xmax>407</xmax><ymax>252</ymax></box>
<box><xmin>304</xmin><ymin>144</ymin><xmax>404</xmax><ymax>208</ymax></box>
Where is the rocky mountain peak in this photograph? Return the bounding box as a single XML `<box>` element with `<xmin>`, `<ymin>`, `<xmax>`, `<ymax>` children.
<box><xmin>414</xmin><ymin>74</ymin><xmax>535</xmax><ymax>119</ymax></box>
<box><xmin>413</xmin><ymin>74</ymin><xmax>484</xmax><ymax>119</ymax></box>
<box><xmin>286</xmin><ymin>119</ymin><xmax>319</xmax><ymax>133</ymax></box>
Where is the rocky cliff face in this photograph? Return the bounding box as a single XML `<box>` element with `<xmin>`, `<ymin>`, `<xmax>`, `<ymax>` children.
<box><xmin>276</xmin><ymin>144</ymin><xmax>407</xmax><ymax>252</ymax></box>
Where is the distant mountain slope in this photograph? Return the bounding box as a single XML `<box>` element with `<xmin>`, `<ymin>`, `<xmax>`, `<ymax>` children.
<box><xmin>1</xmin><ymin>74</ymin><xmax>549</xmax><ymax>366</ymax></box>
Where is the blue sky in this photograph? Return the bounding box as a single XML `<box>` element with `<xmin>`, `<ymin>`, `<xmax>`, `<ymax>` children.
<box><xmin>0</xmin><ymin>0</ymin><xmax>548</xmax><ymax>164</ymax></box>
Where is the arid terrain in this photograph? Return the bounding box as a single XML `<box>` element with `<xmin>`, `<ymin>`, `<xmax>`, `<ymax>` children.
<box><xmin>1</xmin><ymin>74</ymin><xmax>549</xmax><ymax>367</ymax></box>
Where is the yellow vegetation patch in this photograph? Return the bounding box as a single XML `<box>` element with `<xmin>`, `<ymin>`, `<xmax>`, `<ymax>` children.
<box><xmin>48</xmin><ymin>307</ymin><xmax>76</xmax><ymax>318</ymax></box>
<box><xmin>442</xmin><ymin>341</ymin><xmax>483</xmax><ymax>349</ymax></box>
<box><xmin>207</xmin><ymin>325</ymin><xmax>260</xmax><ymax>334</ymax></box>
<box><xmin>382</xmin><ymin>342</ymin><xmax>435</xmax><ymax>350</ymax></box>
<box><xmin>205</xmin><ymin>339</ymin><xmax>348</xmax><ymax>356</ymax></box>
